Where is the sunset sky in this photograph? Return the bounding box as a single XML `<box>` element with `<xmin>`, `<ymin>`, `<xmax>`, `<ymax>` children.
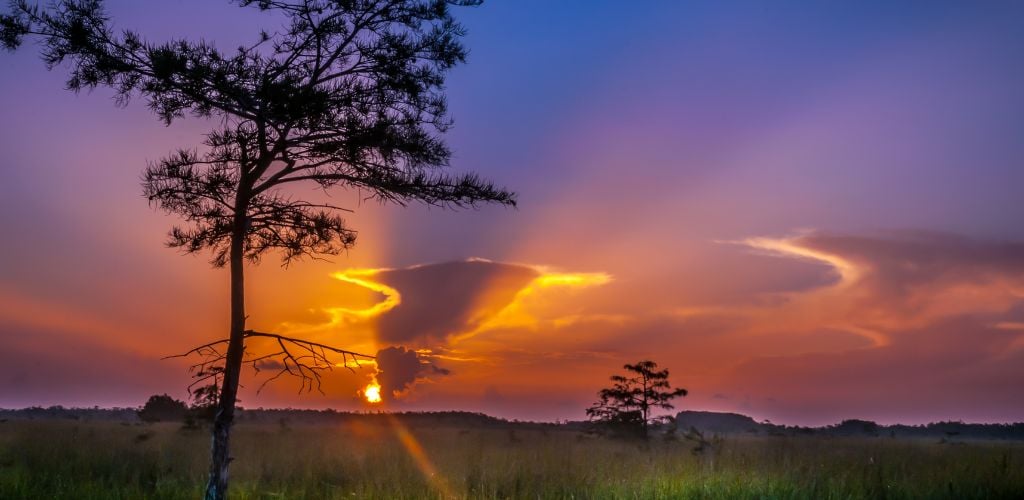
<box><xmin>2</xmin><ymin>0</ymin><xmax>1024</xmax><ymax>426</ymax></box>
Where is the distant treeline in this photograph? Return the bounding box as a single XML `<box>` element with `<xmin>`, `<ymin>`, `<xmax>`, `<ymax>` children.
<box><xmin>674</xmin><ymin>411</ymin><xmax>1024</xmax><ymax>441</ymax></box>
<box><xmin>0</xmin><ymin>406</ymin><xmax>568</xmax><ymax>430</ymax></box>
<box><xmin>2</xmin><ymin>406</ymin><xmax>1022</xmax><ymax>440</ymax></box>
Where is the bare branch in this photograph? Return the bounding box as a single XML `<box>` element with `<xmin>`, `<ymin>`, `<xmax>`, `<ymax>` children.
<box><xmin>166</xmin><ymin>330</ymin><xmax>374</xmax><ymax>396</ymax></box>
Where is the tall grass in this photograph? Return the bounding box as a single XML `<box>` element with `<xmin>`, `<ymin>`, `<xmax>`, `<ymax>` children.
<box><xmin>0</xmin><ymin>419</ymin><xmax>1021</xmax><ymax>499</ymax></box>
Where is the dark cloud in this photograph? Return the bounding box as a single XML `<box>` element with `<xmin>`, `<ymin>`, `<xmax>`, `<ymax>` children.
<box><xmin>375</xmin><ymin>346</ymin><xmax>450</xmax><ymax>397</ymax></box>
<box><xmin>372</xmin><ymin>260</ymin><xmax>538</xmax><ymax>345</ymax></box>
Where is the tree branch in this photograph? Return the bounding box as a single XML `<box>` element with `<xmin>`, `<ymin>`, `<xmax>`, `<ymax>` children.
<box><xmin>165</xmin><ymin>330</ymin><xmax>375</xmax><ymax>396</ymax></box>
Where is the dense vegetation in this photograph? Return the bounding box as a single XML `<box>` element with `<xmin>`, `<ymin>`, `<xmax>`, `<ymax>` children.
<box><xmin>1</xmin><ymin>416</ymin><xmax>1021</xmax><ymax>499</ymax></box>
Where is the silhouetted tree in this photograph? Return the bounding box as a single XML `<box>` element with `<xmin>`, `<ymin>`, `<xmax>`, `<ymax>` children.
<box><xmin>2</xmin><ymin>1</ymin><xmax>513</xmax><ymax>498</ymax></box>
<box><xmin>587</xmin><ymin>360</ymin><xmax>688</xmax><ymax>438</ymax></box>
<box><xmin>138</xmin><ymin>394</ymin><xmax>188</xmax><ymax>423</ymax></box>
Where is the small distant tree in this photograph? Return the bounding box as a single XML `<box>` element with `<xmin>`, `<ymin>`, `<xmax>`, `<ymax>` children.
<box><xmin>586</xmin><ymin>360</ymin><xmax>688</xmax><ymax>439</ymax></box>
<box><xmin>138</xmin><ymin>394</ymin><xmax>188</xmax><ymax>423</ymax></box>
<box><xmin>3</xmin><ymin>1</ymin><xmax>514</xmax><ymax>498</ymax></box>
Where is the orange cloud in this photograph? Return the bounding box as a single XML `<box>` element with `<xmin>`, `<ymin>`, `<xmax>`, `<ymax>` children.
<box><xmin>247</xmin><ymin>259</ymin><xmax>611</xmax><ymax>404</ymax></box>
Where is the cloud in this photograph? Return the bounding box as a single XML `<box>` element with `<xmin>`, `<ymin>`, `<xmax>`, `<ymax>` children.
<box><xmin>725</xmin><ymin>316</ymin><xmax>1024</xmax><ymax>424</ymax></box>
<box><xmin>260</xmin><ymin>259</ymin><xmax>544</xmax><ymax>362</ymax></box>
<box><xmin>246</xmin><ymin>258</ymin><xmax>612</xmax><ymax>406</ymax></box>
<box><xmin>719</xmin><ymin>231</ymin><xmax>1024</xmax><ymax>346</ymax></box>
<box><xmin>296</xmin><ymin>258</ymin><xmax>610</xmax><ymax>350</ymax></box>
<box><xmin>794</xmin><ymin>231</ymin><xmax>1024</xmax><ymax>300</ymax></box>
<box><xmin>421</xmin><ymin>230</ymin><xmax>1024</xmax><ymax>423</ymax></box>
<box><xmin>371</xmin><ymin>260</ymin><xmax>541</xmax><ymax>345</ymax></box>
<box><xmin>684</xmin><ymin>230</ymin><xmax>1024</xmax><ymax>423</ymax></box>
<box><xmin>235</xmin><ymin>231</ymin><xmax>1024</xmax><ymax>423</ymax></box>
<box><xmin>375</xmin><ymin>346</ymin><xmax>450</xmax><ymax>397</ymax></box>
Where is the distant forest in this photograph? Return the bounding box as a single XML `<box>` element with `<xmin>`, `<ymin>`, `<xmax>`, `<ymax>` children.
<box><xmin>2</xmin><ymin>406</ymin><xmax>1023</xmax><ymax>441</ymax></box>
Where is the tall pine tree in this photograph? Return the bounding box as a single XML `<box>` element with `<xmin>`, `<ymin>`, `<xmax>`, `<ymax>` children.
<box><xmin>2</xmin><ymin>1</ymin><xmax>514</xmax><ymax>497</ymax></box>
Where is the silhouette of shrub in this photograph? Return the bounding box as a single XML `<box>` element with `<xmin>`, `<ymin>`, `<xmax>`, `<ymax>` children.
<box><xmin>137</xmin><ymin>394</ymin><xmax>188</xmax><ymax>423</ymax></box>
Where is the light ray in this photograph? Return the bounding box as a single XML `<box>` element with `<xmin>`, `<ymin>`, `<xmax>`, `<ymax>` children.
<box><xmin>386</xmin><ymin>414</ymin><xmax>455</xmax><ymax>498</ymax></box>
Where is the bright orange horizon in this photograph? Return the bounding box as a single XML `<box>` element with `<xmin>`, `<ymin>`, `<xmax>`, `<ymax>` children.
<box><xmin>2</xmin><ymin>1</ymin><xmax>1024</xmax><ymax>426</ymax></box>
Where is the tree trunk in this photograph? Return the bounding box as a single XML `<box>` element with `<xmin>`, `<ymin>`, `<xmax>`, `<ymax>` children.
<box><xmin>204</xmin><ymin>205</ymin><xmax>249</xmax><ymax>500</ymax></box>
<box><xmin>641</xmin><ymin>374</ymin><xmax>649</xmax><ymax>439</ymax></box>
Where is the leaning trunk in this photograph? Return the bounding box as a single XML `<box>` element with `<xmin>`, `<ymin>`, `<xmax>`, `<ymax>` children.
<box><xmin>204</xmin><ymin>207</ymin><xmax>249</xmax><ymax>500</ymax></box>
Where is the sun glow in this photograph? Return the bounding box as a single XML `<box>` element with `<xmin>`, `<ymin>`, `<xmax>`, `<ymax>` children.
<box><xmin>364</xmin><ymin>382</ymin><xmax>382</xmax><ymax>403</ymax></box>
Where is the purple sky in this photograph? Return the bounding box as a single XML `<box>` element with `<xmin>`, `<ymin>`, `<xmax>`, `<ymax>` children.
<box><xmin>1</xmin><ymin>0</ymin><xmax>1023</xmax><ymax>425</ymax></box>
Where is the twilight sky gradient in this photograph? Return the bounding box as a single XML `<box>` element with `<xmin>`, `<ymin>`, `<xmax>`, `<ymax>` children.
<box><xmin>2</xmin><ymin>0</ymin><xmax>1024</xmax><ymax>425</ymax></box>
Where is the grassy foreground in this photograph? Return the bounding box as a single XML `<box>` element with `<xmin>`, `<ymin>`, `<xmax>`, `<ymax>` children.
<box><xmin>0</xmin><ymin>418</ymin><xmax>1021</xmax><ymax>499</ymax></box>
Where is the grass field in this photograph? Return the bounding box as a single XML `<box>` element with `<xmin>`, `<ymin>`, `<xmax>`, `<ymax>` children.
<box><xmin>0</xmin><ymin>417</ymin><xmax>1021</xmax><ymax>499</ymax></box>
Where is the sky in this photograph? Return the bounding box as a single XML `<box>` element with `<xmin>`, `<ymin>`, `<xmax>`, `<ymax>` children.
<box><xmin>1</xmin><ymin>0</ymin><xmax>1024</xmax><ymax>426</ymax></box>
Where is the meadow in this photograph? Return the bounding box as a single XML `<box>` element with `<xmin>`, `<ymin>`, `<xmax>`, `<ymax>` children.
<box><xmin>0</xmin><ymin>417</ymin><xmax>1021</xmax><ymax>499</ymax></box>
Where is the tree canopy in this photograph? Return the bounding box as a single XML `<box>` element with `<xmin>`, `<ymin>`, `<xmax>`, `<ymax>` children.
<box><xmin>2</xmin><ymin>0</ymin><xmax>514</xmax><ymax>266</ymax></box>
